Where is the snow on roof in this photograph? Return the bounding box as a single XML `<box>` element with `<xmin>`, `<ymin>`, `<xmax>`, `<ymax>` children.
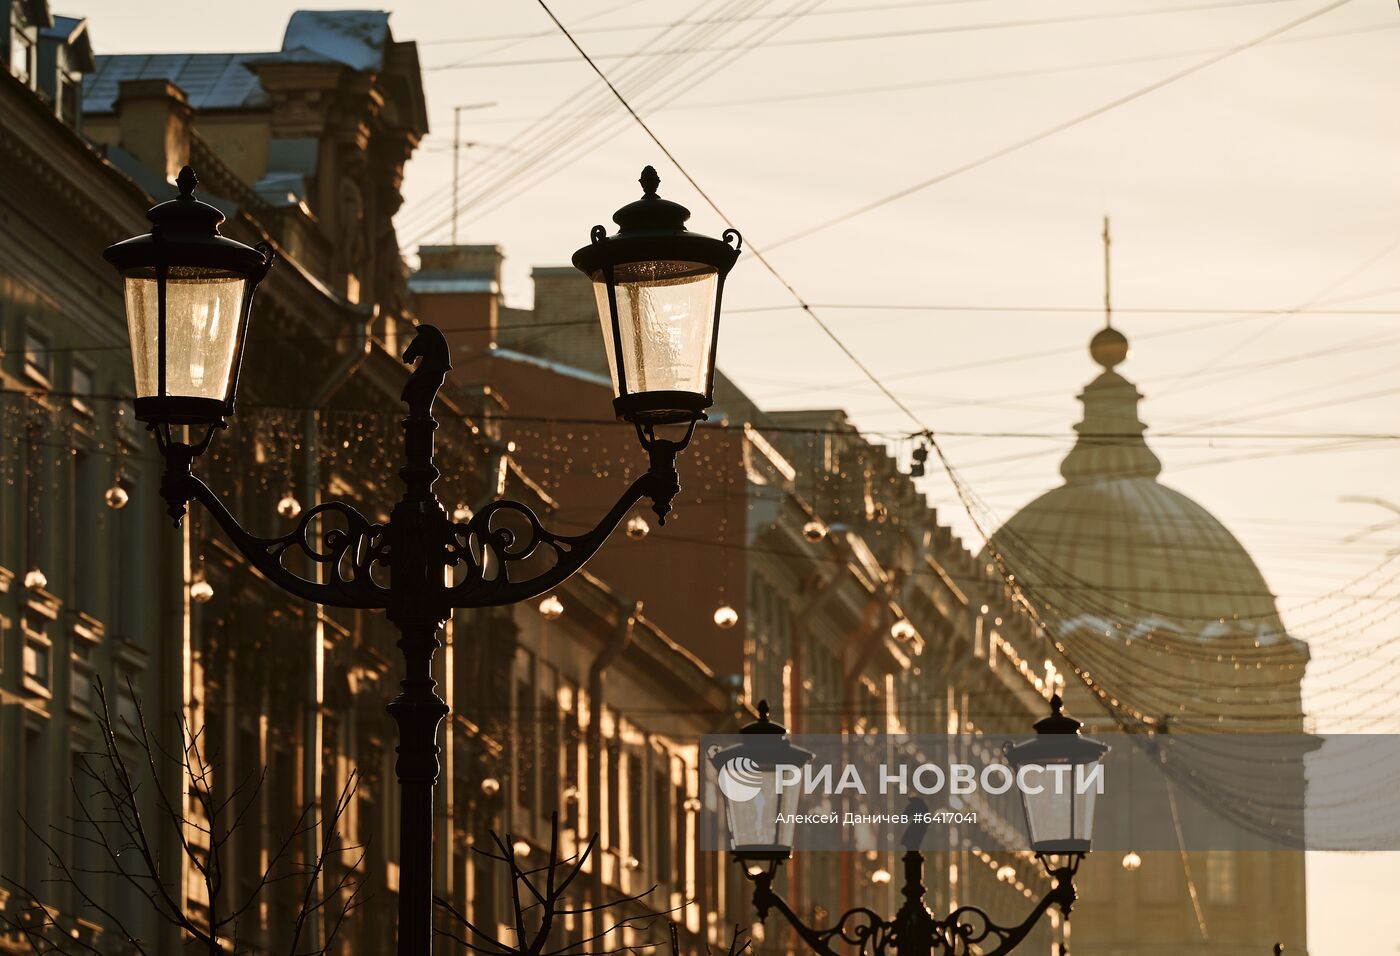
<box><xmin>280</xmin><ymin>10</ymin><xmax>390</xmax><ymax>73</ymax></box>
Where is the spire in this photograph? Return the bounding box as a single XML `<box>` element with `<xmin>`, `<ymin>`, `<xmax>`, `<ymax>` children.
<box><xmin>1059</xmin><ymin>219</ymin><xmax>1162</xmax><ymax>483</ymax></box>
<box><xmin>1102</xmin><ymin>215</ymin><xmax>1112</xmax><ymax>329</ymax></box>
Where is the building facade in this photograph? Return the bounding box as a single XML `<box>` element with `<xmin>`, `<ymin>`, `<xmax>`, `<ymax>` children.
<box><xmin>1</xmin><ymin>8</ymin><xmax>734</xmax><ymax>955</ymax></box>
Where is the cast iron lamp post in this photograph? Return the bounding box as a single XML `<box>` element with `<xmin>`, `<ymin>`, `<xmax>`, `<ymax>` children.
<box><xmin>714</xmin><ymin>697</ymin><xmax>1106</xmax><ymax>956</ymax></box>
<box><xmin>105</xmin><ymin>164</ymin><xmax>740</xmax><ymax>956</ymax></box>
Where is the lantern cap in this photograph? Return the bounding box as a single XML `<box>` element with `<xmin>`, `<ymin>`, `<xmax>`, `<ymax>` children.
<box><xmin>146</xmin><ymin>165</ymin><xmax>226</xmax><ymax>237</ymax></box>
<box><xmin>1005</xmin><ymin>694</ymin><xmax>1109</xmax><ymax>766</ymax></box>
<box><xmin>1034</xmin><ymin>694</ymin><xmax>1083</xmax><ymax>735</ymax></box>
<box><xmin>710</xmin><ymin>700</ymin><xmax>815</xmax><ymax>770</ymax></box>
<box><xmin>572</xmin><ymin>166</ymin><xmax>741</xmax><ymax>276</ymax></box>
<box><xmin>741</xmin><ymin>699</ymin><xmax>787</xmax><ymax>735</ymax></box>
<box><xmin>103</xmin><ymin>164</ymin><xmax>271</xmax><ymax>276</ymax></box>
<box><xmin>610</xmin><ymin>165</ymin><xmax>692</xmax><ymax>234</ymax></box>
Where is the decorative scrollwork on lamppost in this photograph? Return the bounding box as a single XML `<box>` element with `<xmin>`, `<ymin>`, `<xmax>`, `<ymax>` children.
<box><xmin>713</xmin><ymin>698</ymin><xmax>1107</xmax><ymax>956</ymax></box>
<box><xmin>105</xmin><ymin>164</ymin><xmax>740</xmax><ymax>956</ymax></box>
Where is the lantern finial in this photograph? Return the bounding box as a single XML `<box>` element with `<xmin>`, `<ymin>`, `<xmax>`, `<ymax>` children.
<box><xmin>176</xmin><ymin>165</ymin><xmax>198</xmax><ymax>199</ymax></box>
<box><xmin>1050</xmin><ymin>694</ymin><xmax>1063</xmax><ymax>716</ymax></box>
<box><xmin>757</xmin><ymin>699</ymin><xmax>770</xmax><ymax>721</ymax></box>
<box><xmin>639</xmin><ymin>165</ymin><xmax>660</xmax><ymax>197</ymax></box>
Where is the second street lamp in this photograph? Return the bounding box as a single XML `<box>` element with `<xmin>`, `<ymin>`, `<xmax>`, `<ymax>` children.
<box><xmin>572</xmin><ymin>164</ymin><xmax>741</xmax><ymax>431</ymax></box>
<box><xmin>710</xmin><ymin>701</ymin><xmax>816</xmax><ymax>874</ymax></box>
<box><xmin>717</xmin><ymin>696</ymin><xmax>1106</xmax><ymax>956</ymax></box>
<box><xmin>108</xmin><ymin>165</ymin><xmax>740</xmax><ymax>956</ymax></box>
<box><xmin>103</xmin><ymin>165</ymin><xmax>273</xmax><ymax>431</ymax></box>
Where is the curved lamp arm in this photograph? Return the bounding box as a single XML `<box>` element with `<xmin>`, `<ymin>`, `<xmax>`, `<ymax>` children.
<box><xmin>935</xmin><ymin>864</ymin><xmax>1076</xmax><ymax>956</ymax></box>
<box><xmin>178</xmin><ymin>472</ymin><xmax>392</xmax><ymax>609</ymax></box>
<box><xmin>749</xmin><ymin>853</ymin><xmax>1079</xmax><ymax>956</ymax></box>
<box><xmin>159</xmin><ymin>449</ymin><xmax>677</xmax><ymax>614</ymax></box>
<box><xmin>152</xmin><ymin>321</ymin><xmax>687</xmax><ymax>615</ymax></box>
<box><xmin>751</xmin><ymin>872</ymin><xmax>892</xmax><ymax>956</ymax></box>
<box><xmin>444</xmin><ymin>455</ymin><xmax>678</xmax><ymax>609</ymax></box>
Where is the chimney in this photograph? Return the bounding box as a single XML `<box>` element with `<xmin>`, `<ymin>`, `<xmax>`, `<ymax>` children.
<box><xmin>512</xmin><ymin>266</ymin><xmax>606</xmax><ymax>377</ymax></box>
<box><xmin>409</xmin><ymin>244</ymin><xmax>505</xmax><ymax>364</ymax></box>
<box><xmin>114</xmin><ymin>79</ymin><xmax>192</xmax><ymax>184</ymax></box>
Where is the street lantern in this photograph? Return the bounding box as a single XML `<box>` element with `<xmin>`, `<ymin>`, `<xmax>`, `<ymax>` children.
<box><xmin>573</xmin><ymin>165</ymin><xmax>741</xmax><ymax>428</ymax></box>
<box><xmin>710</xmin><ymin>700</ymin><xmax>813</xmax><ymax>871</ymax></box>
<box><xmin>104</xmin><ymin>165</ymin><xmax>272</xmax><ymax>428</ymax></box>
<box><xmin>1004</xmin><ymin>694</ymin><xmax>1109</xmax><ymax>854</ymax></box>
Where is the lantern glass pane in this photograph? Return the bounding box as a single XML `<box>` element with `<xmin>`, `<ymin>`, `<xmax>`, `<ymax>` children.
<box><xmin>1022</xmin><ymin>774</ymin><xmax>1071</xmax><ymax>847</ymax></box>
<box><xmin>724</xmin><ymin>766</ymin><xmax>799</xmax><ymax>852</ymax></box>
<box><xmin>1073</xmin><ymin>784</ymin><xmax>1097</xmax><ymax>843</ymax></box>
<box><xmin>591</xmin><ymin>261</ymin><xmax>717</xmax><ymax>397</ymax></box>
<box><xmin>125</xmin><ymin>267</ymin><xmax>246</xmax><ymax>401</ymax></box>
<box><xmin>775</xmin><ymin>784</ymin><xmax>801</xmax><ymax>848</ymax></box>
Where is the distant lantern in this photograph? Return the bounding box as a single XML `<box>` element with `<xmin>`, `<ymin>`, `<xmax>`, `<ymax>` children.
<box><xmin>870</xmin><ymin>868</ymin><xmax>892</xmax><ymax>885</ymax></box>
<box><xmin>714</xmin><ymin>605</ymin><xmax>739</xmax><ymax>629</ymax></box>
<box><xmin>1004</xmin><ymin>695</ymin><xmax>1109</xmax><ymax>854</ymax></box>
<box><xmin>190</xmin><ymin>578</ymin><xmax>215</xmax><ymax>603</ymax></box>
<box><xmin>23</xmin><ymin>568</ymin><xmax>47</xmax><ymax>591</ymax></box>
<box><xmin>103</xmin><ymin>165</ymin><xmax>273</xmax><ymax>430</ymax></box>
<box><xmin>890</xmin><ymin>618</ymin><xmax>916</xmax><ymax>642</ymax></box>
<box><xmin>276</xmin><ymin>493</ymin><xmax>302</xmax><ymax>520</ymax></box>
<box><xmin>801</xmin><ymin>520</ymin><xmax>827</xmax><ymax>543</ymax></box>
<box><xmin>572</xmin><ymin>166</ymin><xmax>741</xmax><ymax>428</ymax></box>
<box><xmin>711</xmin><ymin>701</ymin><xmax>815</xmax><ymax>875</ymax></box>
<box><xmin>539</xmin><ymin>595</ymin><xmax>564</xmax><ymax>620</ymax></box>
<box><xmin>1121</xmin><ymin>851</ymin><xmax>1142</xmax><ymax>872</ymax></box>
<box><xmin>626</xmin><ymin>515</ymin><xmax>650</xmax><ymax>539</ymax></box>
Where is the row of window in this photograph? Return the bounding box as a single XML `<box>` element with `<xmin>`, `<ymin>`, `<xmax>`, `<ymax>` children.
<box><xmin>20</xmin><ymin>320</ymin><xmax>103</xmax><ymax>408</ymax></box>
<box><xmin>510</xmin><ymin>647</ymin><xmax>693</xmax><ymax>894</ymax></box>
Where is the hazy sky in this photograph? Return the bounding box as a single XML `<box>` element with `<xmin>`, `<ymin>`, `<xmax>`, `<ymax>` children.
<box><xmin>87</xmin><ymin>1</ymin><xmax>1400</xmax><ymax>951</ymax></box>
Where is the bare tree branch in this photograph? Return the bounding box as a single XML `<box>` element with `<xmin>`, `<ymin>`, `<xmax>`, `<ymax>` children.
<box><xmin>0</xmin><ymin>679</ymin><xmax>369</xmax><ymax>955</ymax></box>
<box><xmin>437</xmin><ymin>813</ymin><xmax>680</xmax><ymax>956</ymax></box>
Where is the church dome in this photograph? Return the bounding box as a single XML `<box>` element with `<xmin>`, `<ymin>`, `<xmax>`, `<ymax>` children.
<box><xmin>985</xmin><ymin>326</ymin><xmax>1286</xmax><ymax>642</ymax></box>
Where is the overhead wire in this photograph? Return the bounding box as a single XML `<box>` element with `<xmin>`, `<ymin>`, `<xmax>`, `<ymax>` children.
<box><xmin>762</xmin><ymin>0</ymin><xmax>1360</xmax><ymax>252</ymax></box>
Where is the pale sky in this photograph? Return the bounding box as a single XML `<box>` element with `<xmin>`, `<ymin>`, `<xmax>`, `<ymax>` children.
<box><xmin>87</xmin><ymin>1</ymin><xmax>1400</xmax><ymax>951</ymax></box>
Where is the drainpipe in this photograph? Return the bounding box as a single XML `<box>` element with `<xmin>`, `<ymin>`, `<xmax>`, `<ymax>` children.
<box><xmin>298</xmin><ymin>305</ymin><xmax>374</xmax><ymax>951</ymax></box>
<box><xmin>786</xmin><ymin>526</ymin><xmax>850</xmax><ymax>924</ymax></box>
<box><xmin>587</xmin><ymin>598</ymin><xmax>641</xmax><ymax>942</ymax></box>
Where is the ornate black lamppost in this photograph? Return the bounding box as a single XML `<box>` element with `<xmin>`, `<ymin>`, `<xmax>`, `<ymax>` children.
<box><xmin>713</xmin><ymin>697</ymin><xmax>1106</xmax><ymax>956</ymax></box>
<box><xmin>105</xmin><ymin>164</ymin><xmax>740</xmax><ymax>955</ymax></box>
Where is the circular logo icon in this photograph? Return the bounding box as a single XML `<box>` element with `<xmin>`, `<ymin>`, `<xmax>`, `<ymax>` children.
<box><xmin>718</xmin><ymin>756</ymin><xmax>765</xmax><ymax>803</ymax></box>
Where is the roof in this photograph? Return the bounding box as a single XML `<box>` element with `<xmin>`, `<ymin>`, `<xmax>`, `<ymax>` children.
<box><xmin>985</xmin><ymin>326</ymin><xmax>1290</xmax><ymax>644</ymax></box>
<box><xmin>407</xmin><ymin>273</ymin><xmax>499</xmax><ymax>295</ymax></box>
<box><xmin>83</xmin><ymin>10</ymin><xmax>402</xmax><ymax>115</ymax></box>
<box><xmin>490</xmin><ymin>348</ymin><xmax>613</xmax><ymax>389</ymax></box>
<box><xmin>84</xmin><ymin>53</ymin><xmax>272</xmax><ymax>113</ymax></box>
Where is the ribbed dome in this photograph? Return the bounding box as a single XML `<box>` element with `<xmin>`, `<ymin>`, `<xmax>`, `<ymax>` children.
<box><xmin>986</xmin><ymin>326</ymin><xmax>1285</xmax><ymax>641</ymax></box>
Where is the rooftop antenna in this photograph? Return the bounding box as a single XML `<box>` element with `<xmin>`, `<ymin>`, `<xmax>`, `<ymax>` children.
<box><xmin>1102</xmin><ymin>215</ymin><xmax>1112</xmax><ymax>329</ymax></box>
<box><xmin>451</xmin><ymin>101</ymin><xmax>497</xmax><ymax>246</ymax></box>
